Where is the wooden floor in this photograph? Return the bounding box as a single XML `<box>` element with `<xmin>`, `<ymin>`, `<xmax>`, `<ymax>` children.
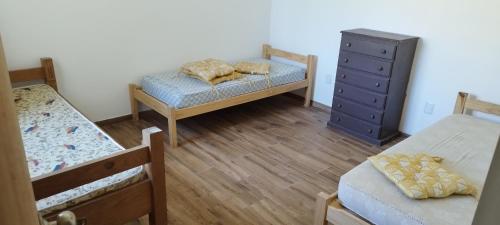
<box><xmin>101</xmin><ymin>95</ymin><xmax>403</xmax><ymax>225</ymax></box>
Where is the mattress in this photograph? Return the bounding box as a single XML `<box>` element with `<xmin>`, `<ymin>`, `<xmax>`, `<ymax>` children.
<box><xmin>14</xmin><ymin>84</ymin><xmax>146</xmax><ymax>215</ymax></box>
<box><xmin>335</xmin><ymin>115</ymin><xmax>500</xmax><ymax>225</ymax></box>
<box><xmin>141</xmin><ymin>58</ymin><xmax>306</xmax><ymax>109</ymax></box>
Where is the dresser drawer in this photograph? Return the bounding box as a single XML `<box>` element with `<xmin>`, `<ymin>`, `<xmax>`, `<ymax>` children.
<box><xmin>338</xmin><ymin>51</ymin><xmax>393</xmax><ymax>77</ymax></box>
<box><xmin>330</xmin><ymin>111</ymin><xmax>382</xmax><ymax>139</ymax></box>
<box><xmin>332</xmin><ymin>97</ymin><xmax>384</xmax><ymax>124</ymax></box>
<box><xmin>341</xmin><ymin>35</ymin><xmax>397</xmax><ymax>59</ymax></box>
<box><xmin>336</xmin><ymin>68</ymin><xmax>390</xmax><ymax>93</ymax></box>
<box><xmin>334</xmin><ymin>83</ymin><xmax>387</xmax><ymax>109</ymax></box>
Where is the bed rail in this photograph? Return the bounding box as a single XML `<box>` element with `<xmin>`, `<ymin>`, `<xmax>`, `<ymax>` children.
<box><xmin>32</xmin><ymin>145</ymin><xmax>151</xmax><ymax>200</ymax></box>
<box><xmin>36</xmin><ymin>127</ymin><xmax>167</xmax><ymax>225</ymax></box>
<box><xmin>9</xmin><ymin>57</ymin><xmax>58</xmax><ymax>91</ymax></box>
<box><xmin>454</xmin><ymin>92</ymin><xmax>500</xmax><ymax>116</ymax></box>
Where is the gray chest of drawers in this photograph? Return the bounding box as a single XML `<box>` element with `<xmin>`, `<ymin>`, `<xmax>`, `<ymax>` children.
<box><xmin>328</xmin><ymin>29</ymin><xmax>419</xmax><ymax>145</ymax></box>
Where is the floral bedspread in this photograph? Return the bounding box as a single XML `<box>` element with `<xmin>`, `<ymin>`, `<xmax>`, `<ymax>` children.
<box><xmin>14</xmin><ymin>84</ymin><xmax>145</xmax><ymax>215</ymax></box>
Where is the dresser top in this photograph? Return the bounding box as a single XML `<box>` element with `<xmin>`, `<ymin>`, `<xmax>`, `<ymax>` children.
<box><xmin>342</xmin><ymin>28</ymin><xmax>418</xmax><ymax>41</ymax></box>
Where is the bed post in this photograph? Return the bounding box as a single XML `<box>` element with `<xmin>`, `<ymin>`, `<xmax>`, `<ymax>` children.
<box><xmin>454</xmin><ymin>92</ymin><xmax>469</xmax><ymax>114</ymax></box>
<box><xmin>314</xmin><ymin>192</ymin><xmax>336</xmax><ymax>225</ymax></box>
<box><xmin>167</xmin><ymin>108</ymin><xmax>178</xmax><ymax>148</ymax></box>
<box><xmin>263</xmin><ymin>44</ymin><xmax>272</xmax><ymax>60</ymax></box>
<box><xmin>142</xmin><ymin>127</ymin><xmax>167</xmax><ymax>225</ymax></box>
<box><xmin>305</xmin><ymin>55</ymin><xmax>318</xmax><ymax>107</ymax></box>
<box><xmin>41</xmin><ymin>57</ymin><xmax>58</xmax><ymax>91</ymax></box>
<box><xmin>129</xmin><ymin>84</ymin><xmax>140</xmax><ymax>121</ymax></box>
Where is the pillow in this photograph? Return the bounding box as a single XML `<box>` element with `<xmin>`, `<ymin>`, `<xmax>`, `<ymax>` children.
<box><xmin>234</xmin><ymin>62</ymin><xmax>270</xmax><ymax>75</ymax></box>
<box><xmin>369</xmin><ymin>153</ymin><xmax>476</xmax><ymax>199</ymax></box>
<box><xmin>208</xmin><ymin>72</ymin><xmax>244</xmax><ymax>85</ymax></box>
<box><xmin>181</xmin><ymin>59</ymin><xmax>235</xmax><ymax>83</ymax></box>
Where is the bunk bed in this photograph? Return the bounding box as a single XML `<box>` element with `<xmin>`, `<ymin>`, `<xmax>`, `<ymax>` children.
<box><xmin>9</xmin><ymin>58</ymin><xmax>168</xmax><ymax>225</ymax></box>
<box><xmin>129</xmin><ymin>44</ymin><xmax>318</xmax><ymax>147</ymax></box>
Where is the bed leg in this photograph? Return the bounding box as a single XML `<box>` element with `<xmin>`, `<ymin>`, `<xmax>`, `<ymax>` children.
<box><xmin>142</xmin><ymin>127</ymin><xmax>167</xmax><ymax>225</ymax></box>
<box><xmin>314</xmin><ymin>192</ymin><xmax>336</xmax><ymax>225</ymax></box>
<box><xmin>129</xmin><ymin>84</ymin><xmax>140</xmax><ymax>121</ymax></box>
<box><xmin>304</xmin><ymin>55</ymin><xmax>318</xmax><ymax>107</ymax></box>
<box><xmin>167</xmin><ymin>109</ymin><xmax>178</xmax><ymax>148</ymax></box>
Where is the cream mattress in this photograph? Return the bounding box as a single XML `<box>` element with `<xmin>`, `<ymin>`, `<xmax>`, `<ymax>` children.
<box><xmin>335</xmin><ymin>115</ymin><xmax>500</xmax><ymax>225</ymax></box>
<box><xmin>14</xmin><ymin>85</ymin><xmax>146</xmax><ymax>215</ymax></box>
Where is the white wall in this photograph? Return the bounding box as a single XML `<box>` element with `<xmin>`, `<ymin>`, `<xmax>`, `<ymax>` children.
<box><xmin>0</xmin><ymin>0</ymin><xmax>271</xmax><ymax>121</ymax></box>
<box><xmin>270</xmin><ymin>0</ymin><xmax>500</xmax><ymax>134</ymax></box>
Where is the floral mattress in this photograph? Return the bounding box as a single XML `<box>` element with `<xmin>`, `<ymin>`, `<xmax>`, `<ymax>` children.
<box><xmin>14</xmin><ymin>84</ymin><xmax>146</xmax><ymax>215</ymax></box>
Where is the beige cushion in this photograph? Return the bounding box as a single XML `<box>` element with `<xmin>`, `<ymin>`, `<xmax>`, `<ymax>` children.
<box><xmin>234</xmin><ymin>62</ymin><xmax>270</xmax><ymax>75</ymax></box>
<box><xmin>181</xmin><ymin>59</ymin><xmax>235</xmax><ymax>83</ymax></box>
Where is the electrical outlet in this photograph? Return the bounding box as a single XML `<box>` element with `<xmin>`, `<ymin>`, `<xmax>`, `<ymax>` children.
<box><xmin>424</xmin><ymin>102</ymin><xmax>435</xmax><ymax>115</ymax></box>
<box><xmin>325</xmin><ymin>74</ymin><xmax>333</xmax><ymax>84</ymax></box>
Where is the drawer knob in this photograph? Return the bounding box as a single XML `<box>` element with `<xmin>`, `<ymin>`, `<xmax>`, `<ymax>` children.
<box><xmin>373</xmin><ymin>98</ymin><xmax>378</xmax><ymax>103</ymax></box>
<box><xmin>336</xmin><ymin>117</ymin><xmax>341</xmax><ymax>122</ymax></box>
<box><xmin>341</xmin><ymin>74</ymin><xmax>347</xmax><ymax>79</ymax></box>
<box><xmin>381</xmin><ymin>49</ymin><xmax>387</xmax><ymax>54</ymax></box>
<box><xmin>370</xmin><ymin>114</ymin><xmax>376</xmax><ymax>119</ymax></box>
<box><xmin>346</xmin><ymin>42</ymin><xmax>352</xmax><ymax>47</ymax></box>
<box><xmin>337</xmin><ymin>104</ymin><xmax>343</xmax><ymax>108</ymax></box>
<box><xmin>344</xmin><ymin>58</ymin><xmax>349</xmax><ymax>63</ymax></box>
<box><xmin>338</xmin><ymin>89</ymin><xmax>344</xmax><ymax>94</ymax></box>
<box><xmin>378</xmin><ymin>66</ymin><xmax>384</xmax><ymax>71</ymax></box>
<box><xmin>375</xmin><ymin>82</ymin><xmax>381</xmax><ymax>87</ymax></box>
<box><xmin>368</xmin><ymin>129</ymin><xmax>374</xmax><ymax>134</ymax></box>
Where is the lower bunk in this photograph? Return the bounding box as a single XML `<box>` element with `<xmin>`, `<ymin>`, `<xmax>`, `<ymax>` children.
<box><xmin>314</xmin><ymin>92</ymin><xmax>500</xmax><ymax>225</ymax></box>
<box><xmin>10</xmin><ymin>58</ymin><xmax>168</xmax><ymax>225</ymax></box>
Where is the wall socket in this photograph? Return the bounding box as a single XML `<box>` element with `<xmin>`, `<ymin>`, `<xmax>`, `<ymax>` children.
<box><xmin>325</xmin><ymin>74</ymin><xmax>333</xmax><ymax>84</ymax></box>
<box><xmin>424</xmin><ymin>102</ymin><xmax>435</xmax><ymax>115</ymax></box>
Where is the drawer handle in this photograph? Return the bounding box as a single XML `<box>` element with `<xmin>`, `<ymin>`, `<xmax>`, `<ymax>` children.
<box><xmin>381</xmin><ymin>49</ymin><xmax>387</xmax><ymax>54</ymax></box>
<box><xmin>336</xmin><ymin>117</ymin><xmax>341</xmax><ymax>122</ymax></box>
<box><xmin>344</xmin><ymin>58</ymin><xmax>349</xmax><ymax>63</ymax></box>
<box><xmin>372</xmin><ymin>98</ymin><xmax>378</xmax><ymax>103</ymax></box>
<box><xmin>341</xmin><ymin>74</ymin><xmax>346</xmax><ymax>79</ymax></box>
<box><xmin>338</xmin><ymin>89</ymin><xmax>344</xmax><ymax>94</ymax></box>
<box><xmin>370</xmin><ymin>114</ymin><xmax>376</xmax><ymax>119</ymax></box>
<box><xmin>337</xmin><ymin>104</ymin><xmax>343</xmax><ymax>108</ymax></box>
<box><xmin>346</xmin><ymin>42</ymin><xmax>352</xmax><ymax>47</ymax></box>
<box><xmin>375</xmin><ymin>82</ymin><xmax>381</xmax><ymax>87</ymax></box>
<box><xmin>368</xmin><ymin>129</ymin><xmax>374</xmax><ymax>134</ymax></box>
<box><xmin>378</xmin><ymin>66</ymin><xmax>384</xmax><ymax>71</ymax></box>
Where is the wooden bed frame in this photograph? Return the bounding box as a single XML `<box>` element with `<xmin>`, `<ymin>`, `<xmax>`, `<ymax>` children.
<box><xmin>313</xmin><ymin>91</ymin><xmax>500</xmax><ymax>225</ymax></box>
<box><xmin>129</xmin><ymin>44</ymin><xmax>318</xmax><ymax>148</ymax></box>
<box><xmin>9</xmin><ymin>58</ymin><xmax>168</xmax><ymax>225</ymax></box>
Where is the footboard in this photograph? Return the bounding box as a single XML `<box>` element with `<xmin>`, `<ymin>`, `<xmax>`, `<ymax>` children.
<box><xmin>35</xmin><ymin>127</ymin><xmax>167</xmax><ymax>225</ymax></box>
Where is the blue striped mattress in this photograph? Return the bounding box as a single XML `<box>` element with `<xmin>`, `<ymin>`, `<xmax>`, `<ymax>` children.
<box><xmin>141</xmin><ymin>58</ymin><xmax>306</xmax><ymax>109</ymax></box>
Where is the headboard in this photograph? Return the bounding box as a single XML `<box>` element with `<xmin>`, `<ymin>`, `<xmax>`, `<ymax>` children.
<box><xmin>454</xmin><ymin>92</ymin><xmax>500</xmax><ymax>117</ymax></box>
<box><xmin>8</xmin><ymin>57</ymin><xmax>58</xmax><ymax>91</ymax></box>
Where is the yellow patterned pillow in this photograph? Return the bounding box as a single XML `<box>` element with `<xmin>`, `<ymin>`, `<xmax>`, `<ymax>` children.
<box><xmin>369</xmin><ymin>153</ymin><xmax>476</xmax><ymax>199</ymax></box>
<box><xmin>234</xmin><ymin>62</ymin><xmax>271</xmax><ymax>75</ymax></box>
<box><xmin>181</xmin><ymin>59</ymin><xmax>235</xmax><ymax>82</ymax></box>
<box><xmin>208</xmin><ymin>72</ymin><xmax>244</xmax><ymax>85</ymax></box>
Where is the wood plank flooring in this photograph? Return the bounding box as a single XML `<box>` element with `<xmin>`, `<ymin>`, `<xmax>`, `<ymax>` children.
<box><xmin>101</xmin><ymin>95</ymin><xmax>403</xmax><ymax>225</ymax></box>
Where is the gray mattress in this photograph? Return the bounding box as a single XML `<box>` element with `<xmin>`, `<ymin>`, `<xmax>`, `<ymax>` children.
<box><xmin>335</xmin><ymin>115</ymin><xmax>500</xmax><ymax>225</ymax></box>
<box><xmin>141</xmin><ymin>58</ymin><xmax>306</xmax><ymax>109</ymax></box>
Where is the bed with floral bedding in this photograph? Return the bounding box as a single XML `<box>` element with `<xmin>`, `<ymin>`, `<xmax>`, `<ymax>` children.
<box><xmin>14</xmin><ymin>84</ymin><xmax>146</xmax><ymax>215</ymax></box>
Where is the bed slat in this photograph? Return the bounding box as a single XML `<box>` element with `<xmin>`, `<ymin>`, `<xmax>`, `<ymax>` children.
<box><xmin>44</xmin><ymin>180</ymin><xmax>153</xmax><ymax>225</ymax></box>
<box><xmin>269</xmin><ymin>48</ymin><xmax>308</xmax><ymax>64</ymax></box>
<box><xmin>465</xmin><ymin>99</ymin><xmax>500</xmax><ymax>116</ymax></box>
<box><xmin>175</xmin><ymin>80</ymin><xmax>309</xmax><ymax>119</ymax></box>
<box><xmin>32</xmin><ymin>145</ymin><xmax>150</xmax><ymax>200</ymax></box>
<box><xmin>9</xmin><ymin>67</ymin><xmax>45</xmax><ymax>82</ymax></box>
